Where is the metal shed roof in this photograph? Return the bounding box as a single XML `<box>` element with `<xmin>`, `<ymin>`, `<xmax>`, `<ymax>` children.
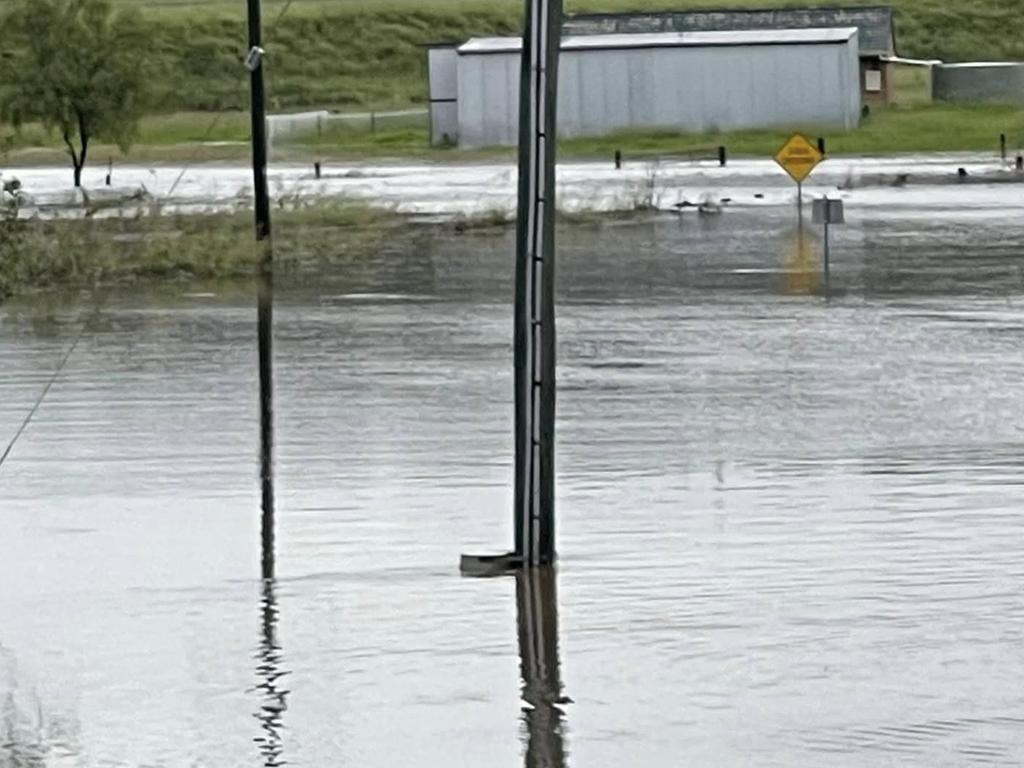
<box><xmin>458</xmin><ymin>27</ymin><xmax>858</xmax><ymax>55</ymax></box>
<box><xmin>564</xmin><ymin>6</ymin><xmax>894</xmax><ymax>57</ymax></box>
<box><xmin>939</xmin><ymin>61</ymin><xmax>1023</xmax><ymax>69</ymax></box>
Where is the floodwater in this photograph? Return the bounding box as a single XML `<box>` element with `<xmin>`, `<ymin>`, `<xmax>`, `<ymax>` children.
<box><xmin>3</xmin><ymin>197</ymin><xmax>1024</xmax><ymax>766</ymax></box>
<box><xmin>7</xmin><ymin>153</ymin><xmax>1024</xmax><ymax>219</ymax></box>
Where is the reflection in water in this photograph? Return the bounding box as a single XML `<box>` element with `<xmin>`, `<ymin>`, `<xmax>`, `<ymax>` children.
<box><xmin>516</xmin><ymin>568</ymin><xmax>569</xmax><ymax>768</ymax></box>
<box><xmin>255</xmin><ymin>259</ymin><xmax>285</xmax><ymax>765</ymax></box>
<box><xmin>254</xmin><ymin>578</ymin><xmax>289</xmax><ymax>767</ymax></box>
<box><xmin>783</xmin><ymin>230</ymin><xmax>822</xmax><ymax>295</ymax></box>
<box><xmin>258</xmin><ymin>277</ymin><xmax>275</xmax><ymax>582</ymax></box>
<box><xmin>9</xmin><ymin>212</ymin><xmax>1024</xmax><ymax>765</ymax></box>
<box><xmin>0</xmin><ymin>651</ymin><xmax>79</xmax><ymax>767</ymax></box>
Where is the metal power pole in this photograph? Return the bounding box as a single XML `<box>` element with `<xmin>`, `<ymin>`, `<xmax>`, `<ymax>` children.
<box><xmin>513</xmin><ymin>0</ymin><xmax>563</xmax><ymax>568</ymax></box>
<box><xmin>460</xmin><ymin>0</ymin><xmax>564</xmax><ymax>576</ymax></box>
<box><xmin>246</xmin><ymin>0</ymin><xmax>275</xmax><ymax>581</ymax></box>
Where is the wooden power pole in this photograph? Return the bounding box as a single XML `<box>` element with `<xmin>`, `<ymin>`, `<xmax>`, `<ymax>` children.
<box><xmin>245</xmin><ymin>0</ymin><xmax>275</xmax><ymax>582</ymax></box>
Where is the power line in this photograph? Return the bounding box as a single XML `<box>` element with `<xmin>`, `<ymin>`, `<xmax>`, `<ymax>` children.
<box><xmin>271</xmin><ymin>0</ymin><xmax>296</xmax><ymax>29</ymax></box>
<box><xmin>164</xmin><ymin>111</ymin><xmax>228</xmax><ymax>201</ymax></box>
<box><xmin>162</xmin><ymin>0</ymin><xmax>295</xmax><ymax>206</ymax></box>
<box><xmin>0</xmin><ymin>324</ymin><xmax>86</xmax><ymax>472</ymax></box>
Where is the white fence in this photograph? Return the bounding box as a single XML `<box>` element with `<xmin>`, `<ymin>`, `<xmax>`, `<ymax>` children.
<box><xmin>266</xmin><ymin>108</ymin><xmax>428</xmax><ymax>154</ymax></box>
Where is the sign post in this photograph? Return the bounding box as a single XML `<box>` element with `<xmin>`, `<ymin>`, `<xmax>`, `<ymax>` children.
<box><xmin>774</xmin><ymin>133</ymin><xmax>824</xmax><ymax>259</ymax></box>
<box><xmin>812</xmin><ymin>197</ymin><xmax>845</xmax><ymax>296</ymax></box>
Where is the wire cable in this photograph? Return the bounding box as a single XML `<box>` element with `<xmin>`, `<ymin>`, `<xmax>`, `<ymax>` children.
<box><xmin>271</xmin><ymin>0</ymin><xmax>296</xmax><ymax>29</ymax></box>
<box><xmin>164</xmin><ymin>111</ymin><xmax>228</xmax><ymax>201</ymax></box>
<box><xmin>0</xmin><ymin>324</ymin><xmax>86</xmax><ymax>472</ymax></box>
<box><xmin>160</xmin><ymin>0</ymin><xmax>299</xmax><ymax>209</ymax></box>
<box><xmin>163</xmin><ymin>0</ymin><xmax>296</xmax><ymax>206</ymax></box>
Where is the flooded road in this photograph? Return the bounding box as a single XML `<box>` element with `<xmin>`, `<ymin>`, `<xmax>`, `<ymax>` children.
<box><xmin>7</xmin><ymin>153</ymin><xmax>1024</xmax><ymax>219</ymax></box>
<box><xmin>3</xmin><ymin>204</ymin><xmax>1024</xmax><ymax>766</ymax></box>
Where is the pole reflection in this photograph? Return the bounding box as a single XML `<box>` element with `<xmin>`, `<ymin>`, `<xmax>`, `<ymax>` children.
<box><xmin>254</xmin><ymin>576</ymin><xmax>289</xmax><ymax>767</ymax></box>
<box><xmin>254</xmin><ymin>192</ymin><xmax>283</xmax><ymax>764</ymax></box>
<box><xmin>516</xmin><ymin>567</ymin><xmax>570</xmax><ymax>768</ymax></box>
<box><xmin>254</xmin><ymin>408</ymin><xmax>287</xmax><ymax>768</ymax></box>
<box><xmin>258</xmin><ymin>276</ymin><xmax>275</xmax><ymax>583</ymax></box>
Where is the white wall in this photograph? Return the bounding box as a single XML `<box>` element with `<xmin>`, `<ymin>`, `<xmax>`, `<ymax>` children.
<box><xmin>456</xmin><ymin>38</ymin><xmax>861</xmax><ymax>147</ymax></box>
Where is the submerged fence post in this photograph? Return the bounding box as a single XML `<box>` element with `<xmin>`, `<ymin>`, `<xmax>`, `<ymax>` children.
<box><xmin>246</xmin><ymin>0</ymin><xmax>275</xmax><ymax>581</ymax></box>
<box><xmin>1000</xmin><ymin>133</ymin><xmax>1007</xmax><ymax>162</ymax></box>
<box><xmin>460</xmin><ymin>0</ymin><xmax>564</xmax><ymax>576</ymax></box>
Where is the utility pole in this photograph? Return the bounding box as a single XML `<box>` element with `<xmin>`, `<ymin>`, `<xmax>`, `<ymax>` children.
<box><xmin>246</xmin><ymin>0</ymin><xmax>275</xmax><ymax>581</ymax></box>
<box><xmin>513</xmin><ymin>0</ymin><xmax>563</xmax><ymax>568</ymax></box>
<box><xmin>461</xmin><ymin>0</ymin><xmax>564</xmax><ymax>576</ymax></box>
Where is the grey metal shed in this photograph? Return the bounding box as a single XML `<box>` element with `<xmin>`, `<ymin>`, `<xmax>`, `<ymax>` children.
<box><xmin>455</xmin><ymin>29</ymin><xmax>861</xmax><ymax>148</ymax></box>
<box><xmin>427</xmin><ymin>45</ymin><xmax>460</xmax><ymax>145</ymax></box>
<box><xmin>565</xmin><ymin>6</ymin><xmax>896</xmax><ymax>102</ymax></box>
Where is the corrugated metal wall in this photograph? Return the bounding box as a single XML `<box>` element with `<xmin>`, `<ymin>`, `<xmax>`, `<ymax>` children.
<box><xmin>932</xmin><ymin>64</ymin><xmax>1024</xmax><ymax>105</ymax></box>
<box><xmin>428</xmin><ymin>47</ymin><xmax>460</xmax><ymax>145</ymax></box>
<box><xmin>457</xmin><ymin>51</ymin><xmax>520</xmax><ymax>147</ymax></box>
<box><xmin>457</xmin><ymin>39</ymin><xmax>861</xmax><ymax>148</ymax></box>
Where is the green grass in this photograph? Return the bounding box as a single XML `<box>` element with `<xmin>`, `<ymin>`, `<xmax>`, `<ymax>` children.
<box><xmin>4</xmin><ymin>102</ymin><xmax>1022</xmax><ymax>168</ymax></box>
<box><xmin>2</xmin><ymin>0</ymin><xmax>1023</xmax><ymax>115</ymax></box>
<box><xmin>890</xmin><ymin>64</ymin><xmax>933</xmax><ymax>107</ymax></box>
<box><xmin>561</xmin><ymin>104</ymin><xmax>1024</xmax><ymax>158</ymax></box>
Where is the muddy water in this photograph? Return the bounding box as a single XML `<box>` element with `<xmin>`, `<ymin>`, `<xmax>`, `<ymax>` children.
<box><xmin>3</xmin><ymin>207</ymin><xmax>1024</xmax><ymax>767</ymax></box>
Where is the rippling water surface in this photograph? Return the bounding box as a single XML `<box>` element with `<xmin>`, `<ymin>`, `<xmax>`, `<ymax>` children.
<box><xmin>3</xmin><ymin>207</ymin><xmax>1024</xmax><ymax>767</ymax></box>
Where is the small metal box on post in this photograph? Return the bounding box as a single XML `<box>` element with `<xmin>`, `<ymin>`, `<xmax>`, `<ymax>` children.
<box><xmin>812</xmin><ymin>197</ymin><xmax>844</xmax><ymax>296</ymax></box>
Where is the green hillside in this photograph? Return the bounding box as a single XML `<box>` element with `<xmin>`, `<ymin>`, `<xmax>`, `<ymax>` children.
<box><xmin>1</xmin><ymin>0</ymin><xmax>1021</xmax><ymax>113</ymax></box>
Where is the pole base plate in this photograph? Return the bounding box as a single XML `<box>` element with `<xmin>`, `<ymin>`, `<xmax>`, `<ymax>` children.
<box><xmin>459</xmin><ymin>552</ymin><xmax>523</xmax><ymax>577</ymax></box>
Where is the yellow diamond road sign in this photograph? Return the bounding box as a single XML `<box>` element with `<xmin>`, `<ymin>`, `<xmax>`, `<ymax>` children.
<box><xmin>774</xmin><ymin>133</ymin><xmax>823</xmax><ymax>183</ymax></box>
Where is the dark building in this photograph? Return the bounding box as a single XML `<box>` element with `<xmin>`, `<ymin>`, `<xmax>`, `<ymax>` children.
<box><xmin>564</xmin><ymin>6</ymin><xmax>897</xmax><ymax>104</ymax></box>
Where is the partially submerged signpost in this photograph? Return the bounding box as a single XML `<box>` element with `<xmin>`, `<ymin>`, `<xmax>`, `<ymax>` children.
<box><xmin>461</xmin><ymin>0</ymin><xmax>564</xmax><ymax>577</ymax></box>
<box><xmin>812</xmin><ymin>197</ymin><xmax>845</xmax><ymax>296</ymax></box>
<box><xmin>775</xmin><ymin>133</ymin><xmax>827</xmax><ymax>294</ymax></box>
<box><xmin>774</xmin><ymin>133</ymin><xmax>824</xmax><ymax>247</ymax></box>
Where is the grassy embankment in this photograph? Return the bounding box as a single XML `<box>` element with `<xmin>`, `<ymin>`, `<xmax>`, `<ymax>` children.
<box><xmin>0</xmin><ymin>201</ymin><xmax>403</xmax><ymax>303</ymax></box>
<box><xmin>2</xmin><ymin>0</ymin><xmax>1024</xmax><ymax>162</ymax></box>
<box><xmin>0</xmin><ymin>194</ymin><xmax>607</xmax><ymax>303</ymax></box>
